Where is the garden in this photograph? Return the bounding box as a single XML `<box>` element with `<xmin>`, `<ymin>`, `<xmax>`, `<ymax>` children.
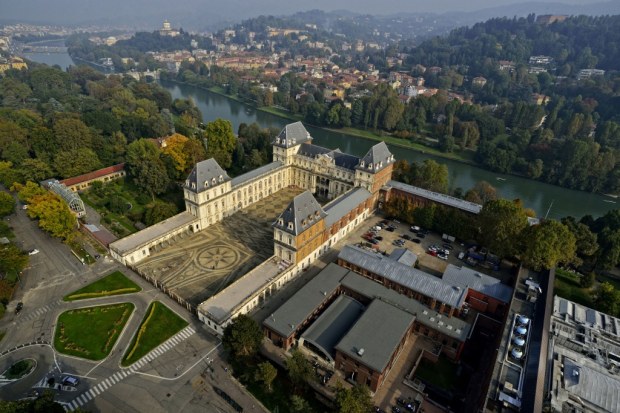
<box><xmin>54</xmin><ymin>303</ymin><xmax>134</xmax><ymax>360</ymax></box>
<box><xmin>2</xmin><ymin>358</ymin><xmax>36</xmax><ymax>380</ymax></box>
<box><xmin>80</xmin><ymin>179</ymin><xmax>183</xmax><ymax>238</ymax></box>
<box><xmin>121</xmin><ymin>301</ymin><xmax>188</xmax><ymax>366</ymax></box>
<box><xmin>64</xmin><ymin>271</ymin><xmax>141</xmax><ymax>301</ymax></box>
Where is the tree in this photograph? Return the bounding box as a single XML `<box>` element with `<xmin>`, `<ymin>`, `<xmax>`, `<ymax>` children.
<box><xmin>144</xmin><ymin>201</ymin><xmax>178</xmax><ymax>226</ymax></box>
<box><xmin>335</xmin><ymin>384</ymin><xmax>373</xmax><ymax>413</ymax></box>
<box><xmin>478</xmin><ymin>199</ymin><xmax>528</xmax><ymax>257</ymax></box>
<box><xmin>286</xmin><ymin>349</ymin><xmax>313</xmax><ymax>392</ymax></box>
<box><xmin>290</xmin><ymin>395</ymin><xmax>313</xmax><ymax>413</ymax></box>
<box><xmin>254</xmin><ymin>361</ymin><xmax>277</xmax><ymax>393</ymax></box>
<box><xmin>412</xmin><ymin>160</ymin><xmax>449</xmax><ymax>193</ymax></box>
<box><xmin>520</xmin><ymin>219</ymin><xmax>577</xmax><ymax>271</ymax></box>
<box><xmin>53</xmin><ymin>117</ymin><xmax>93</xmax><ymax>152</ymax></box>
<box><xmin>126</xmin><ymin>139</ymin><xmax>170</xmax><ymax>200</ymax></box>
<box><xmin>27</xmin><ymin>193</ymin><xmax>76</xmax><ymax>240</ymax></box>
<box><xmin>53</xmin><ymin>148</ymin><xmax>102</xmax><ymax>178</ymax></box>
<box><xmin>0</xmin><ymin>243</ymin><xmax>28</xmax><ymax>275</ymax></box>
<box><xmin>161</xmin><ymin>133</ymin><xmax>191</xmax><ymax>177</ymax></box>
<box><xmin>0</xmin><ymin>390</ymin><xmax>65</xmax><ymax>413</ymax></box>
<box><xmin>464</xmin><ymin>181</ymin><xmax>498</xmax><ymax>205</ymax></box>
<box><xmin>0</xmin><ymin>192</ymin><xmax>15</xmax><ymax>217</ymax></box>
<box><xmin>14</xmin><ymin>181</ymin><xmax>46</xmax><ymax>203</ymax></box>
<box><xmin>204</xmin><ymin>119</ymin><xmax>237</xmax><ymax>169</ymax></box>
<box><xmin>222</xmin><ymin>314</ymin><xmax>263</xmax><ymax>359</ymax></box>
<box><xmin>595</xmin><ymin>282</ymin><xmax>620</xmax><ymax>316</ymax></box>
<box><xmin>18</xmin><ymin>159</ymin><xmax>53</xmax><ymax>184</ymax></box>
<box><xmin>561</xmin><ymin>216</ymin><xmax>598</xmax><ymax>265</ymax></box>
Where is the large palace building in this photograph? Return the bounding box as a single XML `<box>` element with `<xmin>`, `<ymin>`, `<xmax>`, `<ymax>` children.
<box><xmin>110</xmin><ymin>122</ymin><xmax>485</xmax><ymax>334</ymax></box>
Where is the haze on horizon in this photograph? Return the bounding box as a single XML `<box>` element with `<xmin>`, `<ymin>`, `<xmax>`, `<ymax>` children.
<box><xmin>1</xmin><ymin>0</ymin><xmax>613</xmax><ymax>28</ymax></box>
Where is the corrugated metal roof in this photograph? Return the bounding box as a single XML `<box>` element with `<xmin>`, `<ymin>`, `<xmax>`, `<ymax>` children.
<box><xmin>230</xmin><ymin>161</ymin><xmax>283</xmax><ymax>187</ymax></box>
<box><xmin>387</xmin><ymin>180</ymin><xmax>482</xmax><ymax>214</ymax></box>
<box><xmin>335</xmin><ymin>299</ymin><xmax>414</xmax><ymax>373</ymax></box>
<box><xmin>442</xmin><ymin>264</ymin><xmax>513</xmax><ymax>303</ymax></box>
<box><xmin>338</xmin><ymin>245</ymin><xmax>467</xmax><ymax>308</ymax></box>
<box><xmin>262</xmin><ymin>263</ymin><xmax>348</xmax><ymax>337</ymax></box>
<box><xmin>323</xmin><ymin>187</ymin><xmax>372</xmax><ymax>227</ymax></box>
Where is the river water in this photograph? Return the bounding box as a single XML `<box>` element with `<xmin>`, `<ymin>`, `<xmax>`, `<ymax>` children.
<box><xmin>22</xmin><ymin>52</ymin><xmax>618</xmax><ymax>219</ymax></box>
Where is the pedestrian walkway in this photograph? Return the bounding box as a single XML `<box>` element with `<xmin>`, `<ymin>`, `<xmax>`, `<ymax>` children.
<box><xmin>14</xmin><ymin>298</ymin><xmax>65</xmax><ymax>324</ymax></box>
<box><xmin>64</xmin><ymin>325</ymin><xmax>196</xmax><ymax>411</ymax></box>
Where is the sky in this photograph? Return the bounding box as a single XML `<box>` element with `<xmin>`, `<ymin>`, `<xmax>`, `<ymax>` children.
<box><xmin>0</xmin><ymin>0</ymin><xmax>613</xmax><ymax>28</ymax></box>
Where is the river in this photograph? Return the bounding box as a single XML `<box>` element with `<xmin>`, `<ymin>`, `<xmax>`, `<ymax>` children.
<box><xmin>22</xmin><ymin>52</ymin><xmax>619</xmax><ymax>219</ymax></box>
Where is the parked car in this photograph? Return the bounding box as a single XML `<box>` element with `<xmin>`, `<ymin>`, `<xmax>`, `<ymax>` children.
<box><xmin>417</xmin><ymin>234</ymin><xmax>425</xmax><ymax>239</ymax></box>
<box><xmin>28</xmin><ymin>249</ymin><xmax>39</xmax><ymax>255</ymax></box>
<box><xmin>410</xmin><ymin>226</ymin><xmax>420</xmax><ymax>232</ymax></box>
<box><xmin>369</xmin><ymin>239</ymin><xmax>379</xmax><ymax>245</ymax></box>
<box><xmin>385</xmin><ymin>227</ymin><xmax>395</xmax><ymax>232</ymax></box>
<box><xmin>412</xmin><ymin>238</ymin><xmax>421</xmax><ymax>244</ymax></box>
<box><xmin>62</xmin><ymin>376</ymin><xmax>80</xmax><ymax>387</ymax></box>
<box><xmin>374</xmin><ymin>236</ymin><xmax>384</xmax><ymax>241</ymax></box>
<box><xmin>402</xmin><ymin>234</ymin><xmax>412</xmax><ymax>240</ymax></box>
<box><xmin>438</xmin><ymin>254</ymin><xmax>448</xmax><ymax>260</ymax></box>
<box><xmin>442</xmin><ymin>243</ymin><xmax>454</xmax><ymax>250</ymax></box>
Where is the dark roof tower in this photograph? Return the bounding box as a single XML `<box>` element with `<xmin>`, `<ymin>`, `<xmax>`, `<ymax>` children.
<box><xmin>185</xmin><ymin>158</ymin><xmax>230</xmax><ymax>193</ymax></box>
<box><xmin>273</xmin><ymin>191</ymin><xmax>327</xmax><ymax>235</ymax></box>
<box><xmin>273</xmin><ymin>121</ymin><xmax>312</xmax><ymax>148</ymax></box>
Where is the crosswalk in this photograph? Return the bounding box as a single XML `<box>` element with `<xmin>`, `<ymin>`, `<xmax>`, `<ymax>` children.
<box><xmin>17</xmin><ymin>299</ymin><xmax>65</xmax><ymax>324</ymax></box>
<box><xmin>64</xmin><ymin>325</ymin><xmax>196</xmax><ymax>411</ymax></box>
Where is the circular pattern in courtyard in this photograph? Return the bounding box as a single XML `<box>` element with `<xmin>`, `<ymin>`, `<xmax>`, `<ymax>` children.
<box><xmin>196</xmin><ymin>245</ymin><xmax>240</xmax><ymax>271</ymax></box>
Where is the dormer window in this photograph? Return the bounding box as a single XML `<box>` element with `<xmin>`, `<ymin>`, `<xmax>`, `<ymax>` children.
<box><xmin>212</xmin><ymin>177</ymin><xmax>216</xmax><ymax>185</ymax></box>
<box><xmin>287</xmin><ymin>222</ymin><xmax>294</xmax><ymax>230</ymax></box>
<box><xmin>185</xmin><ymin>179</ymin><xmax>190</xmax><ymax>187</ymax></box>
<box><xmin>191</xmin><ymin>182</ymin><xmax>196</xmax><ymax>190</ymax></box>
<box><xmin>315</xmin><ymin>211</ymin><xmax>320</xmax><ymax>217</ymax></box>
<box><xmin>368</xmin><ymin>163</ymin><xmax>373</xmax><ymax>170</ymax></box>
<box><xmin>301</xmin><ymin>219</ymin><xmax>307</xmax><ymax>226</ymax></box>
<box><xmin>275</xmin><ymin>137</ymin><xmax>280</xmax><ymax>144</ymax></box>
<box><xmin>360</xmin><ymin>161</ymin><xmax>365</xmax><ymax>168</ymax></box>
<box><xmin>278</xmin><ymin>218</ymin><xmax>284</xmax><ymax>226</ymax></box>
<box><xmin>204</xmin><ymin>181</ymin><xmax>209</xmax><ymax>188</ymax></box>
<box><xmin>219</xmin><ymin>174</ymin><xmax>223</xmax><ymax>183</ymax></box>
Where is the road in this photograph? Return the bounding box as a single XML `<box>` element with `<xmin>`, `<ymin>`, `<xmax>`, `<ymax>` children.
<box><xmin>0</xmin><ymin>205</ymin><xmax>267</xmax><ymax>412</ymax></box>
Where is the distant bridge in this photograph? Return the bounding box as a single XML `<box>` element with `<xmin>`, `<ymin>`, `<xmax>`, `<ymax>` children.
<box><xmin>123</xmin><ymin>70</ymin><xmax>161</xmax><ymax>81</ymax></box>
<box><xmin>21</xmin><ymin>46</ymin><xmax>68</xmax><ymax>53</ymax></box>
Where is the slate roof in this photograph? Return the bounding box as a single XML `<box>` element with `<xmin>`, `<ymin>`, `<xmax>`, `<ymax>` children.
<box><xmin>335</xmin><ymin>299</ymin><xmax>414</xmax><ymax>373</ymax></box>
<box><xmin>273</xmin><ymin>121</ymin><xmax>312</xmax><ymax>148</ymax></box>
<box><xmin>323</xmin><ymin>187</ymin><xmax>372</xmax><ymax>227</ymax></box>
<box><xmin>262</xmin><ymin>263</ymin><xmax>348</xmax><ymax>337</ymax></box>
<box><xmin>357</xmin><ymin>142</ymin><xmax>394</xmax><ymax>173</ymax></box>
<box><xmin>442</xmin><ymin>264</ymin><xmax>513</xmax><ymax>303</ymax></box>
<box><xmin>300</xmin><ymin>295</ymin><xmax>365</xmax><ymax>361</ymax></box>
<box><xmin>387</xmin><ymin>180</ymin><xmax>482</xmax><ymax>214</ymax></box>
<box><xmin>273</xmin><ymin>191</ymin><xmax>327</xmax><ymax>236</ymax></box>
<box><xmin>185</xmin><ymin>158</ymin><xmax>230</xmax><ymax>193</ymax></box>
<box><xmin>297</xmin><ymin>143</ymin><xmax>360</xmax><ymax>171</ymax></box>
<box><xmin>231</xmin><ymin>161</ymin><xmax>283</xmax><ymax>187</ymax></box>
<box><xmin>338</xmin><ymin>245</ymin><xmax>467</xmax><ymax>308</ymax></box>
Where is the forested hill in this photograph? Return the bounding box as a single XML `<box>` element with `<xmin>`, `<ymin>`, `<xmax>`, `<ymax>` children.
<box><xmin>407</xmin><ymin>14</ymin><xmax>620</xmax><ymax>74</ymax></box>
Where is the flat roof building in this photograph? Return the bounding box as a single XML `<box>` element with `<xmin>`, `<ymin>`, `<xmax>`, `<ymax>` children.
<box><xmin>548</xmin><ymin>296</ymin><xmax>620</xmax><ymax>413</ymax></box>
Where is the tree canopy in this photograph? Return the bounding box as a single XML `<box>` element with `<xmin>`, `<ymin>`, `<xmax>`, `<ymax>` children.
<box><xmin>222</xmin><ymin>314</ymin><xmax>263</xmax><ymax>359</ymax></box>
<box><xmin>204</xmin><ymin>119</ymin><xmax>237</xmax><ymax>169</ymax></box>
<box><xmin>520</xmin><ymin>219</ymin><xmax>576</xmax><ymax>271</ymax></box>
<box><xmin>478</xmin><ymin>199</ymin><xmax>529</xmax><ymax>257</ymax></box>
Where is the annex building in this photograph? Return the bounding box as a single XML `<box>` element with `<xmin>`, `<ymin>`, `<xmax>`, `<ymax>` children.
<box><xmin>109</xmin><ymin>122</ymin><xmax>487</xmax><ymax>334</ymax></box>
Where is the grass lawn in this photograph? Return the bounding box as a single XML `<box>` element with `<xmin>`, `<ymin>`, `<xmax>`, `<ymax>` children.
<box><xmin>415</xmin><ymin>356</ymin><xmax>459</xmax><ymax>391</ymax></box>
<box><xmin>554</xmin><ymin>268</ymin><xmax>594</xmax><ymax>307</ymax></box>
<box><xmin>64</xmin><ymin>271</ymin><xmax>141</xmax><ymax>301</ymax></box>
<box><xmin>55</xmin><ymin>303</ymin><xmax>134</xmax><ymax>360</ymax></box>
<box><xmin>121</xmin><ymin>301</ymin><xmax>188</xmax><ymax>366</ymax></box>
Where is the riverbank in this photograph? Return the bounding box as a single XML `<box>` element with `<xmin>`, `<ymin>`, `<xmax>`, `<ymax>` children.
<box><xmin>170</xmin><ymin>79</ymin><xmax>477</xmax><ymax>166</ymax></box>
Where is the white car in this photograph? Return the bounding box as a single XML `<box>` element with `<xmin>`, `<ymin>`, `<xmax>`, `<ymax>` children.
<box><xmin>438</xmin><ymin>254</ymin><xmax>448</xmax><ymax>261</ymax></box>
<box><xmin>28</xmin><ymin>249</ymin><xmax>39</xmax><ymax>255</ymax></box>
